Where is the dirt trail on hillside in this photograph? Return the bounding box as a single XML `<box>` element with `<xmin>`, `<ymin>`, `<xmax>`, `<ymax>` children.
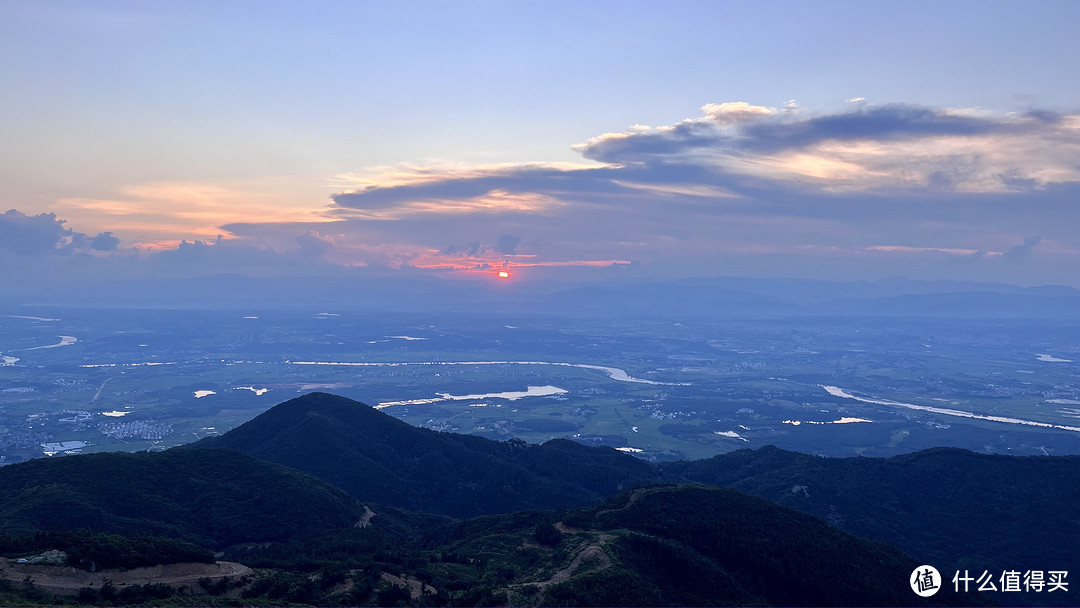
<box><xmin>1</xmin><ymin>560</ymin><xmax>250</xmax><ymax>595</ymax></box>
<box><xmin>537</xmin><ymin>544</ymin><xmax>610</xmax><ymax>588</ymax></box>
<box><xmin>596</xmin><ymin>486</ymin><xmax>647</xmax><ymax>516</ymax></box>
<box><xmin>554</xmin><ymin>521</ymin><xmax>582</xmax><ymax>534</ymax></box>
<box><xmin>523</xmin><ymin>532</ymin><xmax>614</xmax><ymax>595</ymax></box>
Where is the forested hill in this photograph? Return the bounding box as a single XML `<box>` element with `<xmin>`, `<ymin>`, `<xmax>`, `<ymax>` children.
<box><xmin>190</xmin><ymin>392</ymin><xmax>659</xmax><ymax>517</ymax></box>
<box><xmin>0</xmin><ymin>448</ymin><xmax>365</xmax><ymax>547</ymax></box>
<box><xmin>660</xmin><ymin>444</ymin><xmax>1080</xmax><ymax>586</ymax></box>
<box><xmin>190</xmin><ymin>392</ymin><xmax>1080</xmax><ymax>606</ymax></box>
<box><xmin>424</xmin><ymin>484</ymin><xmax>986</xmax><ymax>606</ymax></box>
<box><xmin>2</xmin><ymin>392</ymin><xmax>1075</xmax><ymax>605</ymax></box>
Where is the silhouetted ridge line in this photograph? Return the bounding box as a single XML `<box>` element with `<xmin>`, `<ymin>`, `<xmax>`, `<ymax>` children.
<box><xmin>191</xmin><ymin>392</ymin><xmax>660</xmax><ymax>517</ymax></box>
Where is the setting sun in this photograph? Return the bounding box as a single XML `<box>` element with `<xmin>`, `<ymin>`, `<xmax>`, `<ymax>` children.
<box><xmin>497</xmin><ymin>271</ymin><xmax>510</xmax><ymax>279</ymax></box>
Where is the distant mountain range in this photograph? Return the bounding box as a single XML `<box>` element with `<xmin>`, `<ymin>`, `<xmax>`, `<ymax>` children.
<box><xmin>8</xmin><ymin>273</ymin><xmax>1080</xmax><ymax>317</ymax></box>
<box><xmin>2</xmin><ymin>392</ymin><xmax>1074</xmax><ymax>605</ymax></box>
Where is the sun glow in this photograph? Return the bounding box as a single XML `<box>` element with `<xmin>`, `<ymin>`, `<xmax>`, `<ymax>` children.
<box><xmin>497</xmin><ymin>271</ymin><xmax>510</xmax><ymax>279</ymax></box>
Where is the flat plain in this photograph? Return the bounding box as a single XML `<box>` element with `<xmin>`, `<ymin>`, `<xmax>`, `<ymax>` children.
<box><xmin>2</xmin><ymin>309</ymin><xmax>1078</xmax><ymax>464</ymax></box>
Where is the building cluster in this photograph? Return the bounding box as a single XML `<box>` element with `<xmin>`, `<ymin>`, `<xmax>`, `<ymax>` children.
<box><xmin>98</xmin><ymin>420</ymin><xmax>173</xmax><ymax>440</ymax></box>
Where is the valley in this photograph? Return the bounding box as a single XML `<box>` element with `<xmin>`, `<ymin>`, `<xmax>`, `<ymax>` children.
<box><xmin>2</xmin><ymin>308</ymin><xmax>1078</xmax><ymax>464</ymax></box>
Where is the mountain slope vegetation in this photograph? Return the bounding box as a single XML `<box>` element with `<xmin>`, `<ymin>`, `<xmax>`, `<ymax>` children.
<box><xmin>1</xmin><ymin>391</ymin><xmax>1072</xmax><ymax>606</ymax></box>
<box><xmin>191</xmin><ymin>392</ymin><xmax>659</xmax><ymax>517</ymax></box>
<box><xmin>219</xmin><ymin>484</ymin><xmax>986</xmax><ymax>606</ymax></box>
<box><xmin>661</xmin><ymin>445</ymin><xmax>1080</xmax><ymax>580</ymax></box>
<box><xmin>192</xmin><ymin>392</ymin><xmax>1080</xmax><ymax>588</ymax></box>
<box><xmin>0</xmin><ymin>448</ymin><xmax>364</xmax><ymax>547</ymax></box>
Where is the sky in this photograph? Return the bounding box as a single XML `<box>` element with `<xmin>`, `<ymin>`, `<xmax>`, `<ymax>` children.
<box><xmin>2</xmin><ymin>0</ymin><xmax>1079</xmax><ymax>289</ymax></box>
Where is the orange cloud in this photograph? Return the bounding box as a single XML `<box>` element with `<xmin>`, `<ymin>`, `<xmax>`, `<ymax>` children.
<box><xmin>338</xmin><ymin>190</ymin><xmax>565</xmax><ymax>221</ymax></box>
<box><xmin>55</xmin><ymin>176</ymin><xmax>339</xmax><ymax>245</ymax></box>
<box><xmin>407</xmin><ymin>249</ymin><xmax>630</xmax><ymax>273</ymax></box>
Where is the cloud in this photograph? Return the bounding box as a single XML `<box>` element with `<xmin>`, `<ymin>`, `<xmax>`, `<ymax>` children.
<box><xmin>17</xmin><ymin>101</ymin><xmax>1078</xmax><ymax>287</ymax></box>
<box><xmin>737</xmin><ymin>104</ymin><xmax>1009</xmax><ymax>152</ymax></box>
<box><xmin>135</xmin><ymin>233</ymin><xmax>357</xmax><ymax>278</ymax></box>
<box><xmin>0</xmin><ymin>209</ymin><xmax>74</xmax><ymax>254</ymax></box>
<box><xmin>573</xmin><ymin>103</ymin><xmax>1080</xmax><ymax>194</ymax></box>
<box><xmin>495</xmin><ymin>233</ymin><xmax>521</xmax><ymax>254</ymax></box>
<box><xmin>439</xmin><ymin>233</ymin><xmax>521</xmax><ymax>258</ymax></box>
<box><xmin>0</xmin><ymin>209</ymin><xmax>121</xmax><ymax>255</ymax></box>
<box><xmin>1004</xmin><ymin>235</ymin><xmax>1042</xmax><ymax>260</ymax></box>
<box><xmin>330</xmin><ymin>163</ymin><xmax>625</xmax><ymax>218</ymax></box>
<box><xmin>295</xmin><ymin>231</ymin><xmax>334</xmax><ymax>258</ymax></box>
<box><xmin>309</xmin><ymin>102</ymin><xmax>1080</xmax><ymax>283</ymax></box>
<box><xmin>324</xmin><ymin>104</ymin><xmax>1080</xmax><ymax>240</ymax></box>
<box><xmin>441</xmin><ymin>241</ymin><xmax>484</xmax><ymax>256</ymax></box>
<box><xmin>90</xmin><ymin>231</ymin><xmax>120</xmax><ymax>251</ymax></box>
<box><xmin>54</xmin><ymin>176</ymin><xmax>338</xmax><ymax>244</ymax></box>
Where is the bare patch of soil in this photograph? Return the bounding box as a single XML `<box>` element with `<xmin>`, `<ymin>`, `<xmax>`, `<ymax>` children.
<box><xmin>1</xmin><ymin>560</ymin><xmax>251</xmax><ymax>596</ymax></box>
<box><xmin>554</xmin><ymin>521</ymin><xmax>582</xmax><ymax>534</ymax></box>
<box><xmin>381</xmin><ymin>572</ymin><xmax>436</xmax><ymax>600</ymax></box>
<box><xmin>355</xmin><ymin>505</ymin><xmax>376</xmax><ymax>528</ymax></box>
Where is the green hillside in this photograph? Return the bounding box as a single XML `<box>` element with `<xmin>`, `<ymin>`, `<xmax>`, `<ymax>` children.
<box><xmin>217</xmin><ymin>484</ymin><xmax>985</xmax><ymax>606</ymax></box>
<box><xmin>540</xmin><ymin>484</ymin><xmax>985</xmax><ymax>606</ymax></box>
<box><xmin>0</xmin><ymin>448</ymin><xmax>364</xmax><ymax>547</ymax></box>
<box><xmin>1</xmin><ymin>391</ymin><xmax>1072</xmax><ymax>606</ymax></box>
<box><xmin>662</xmin><ymin>445</ymin><xmax>1080</xmax><ymax>580</ymax></box>
<box><xmin>192</xmin><ymin>392</ymin><xmax>659</xmax><ymax>517</ymax></box>
<box><xmin>191</xmin><ymin>392</ymin><xmax>1080</xmax><ymax>594</ymax></box>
